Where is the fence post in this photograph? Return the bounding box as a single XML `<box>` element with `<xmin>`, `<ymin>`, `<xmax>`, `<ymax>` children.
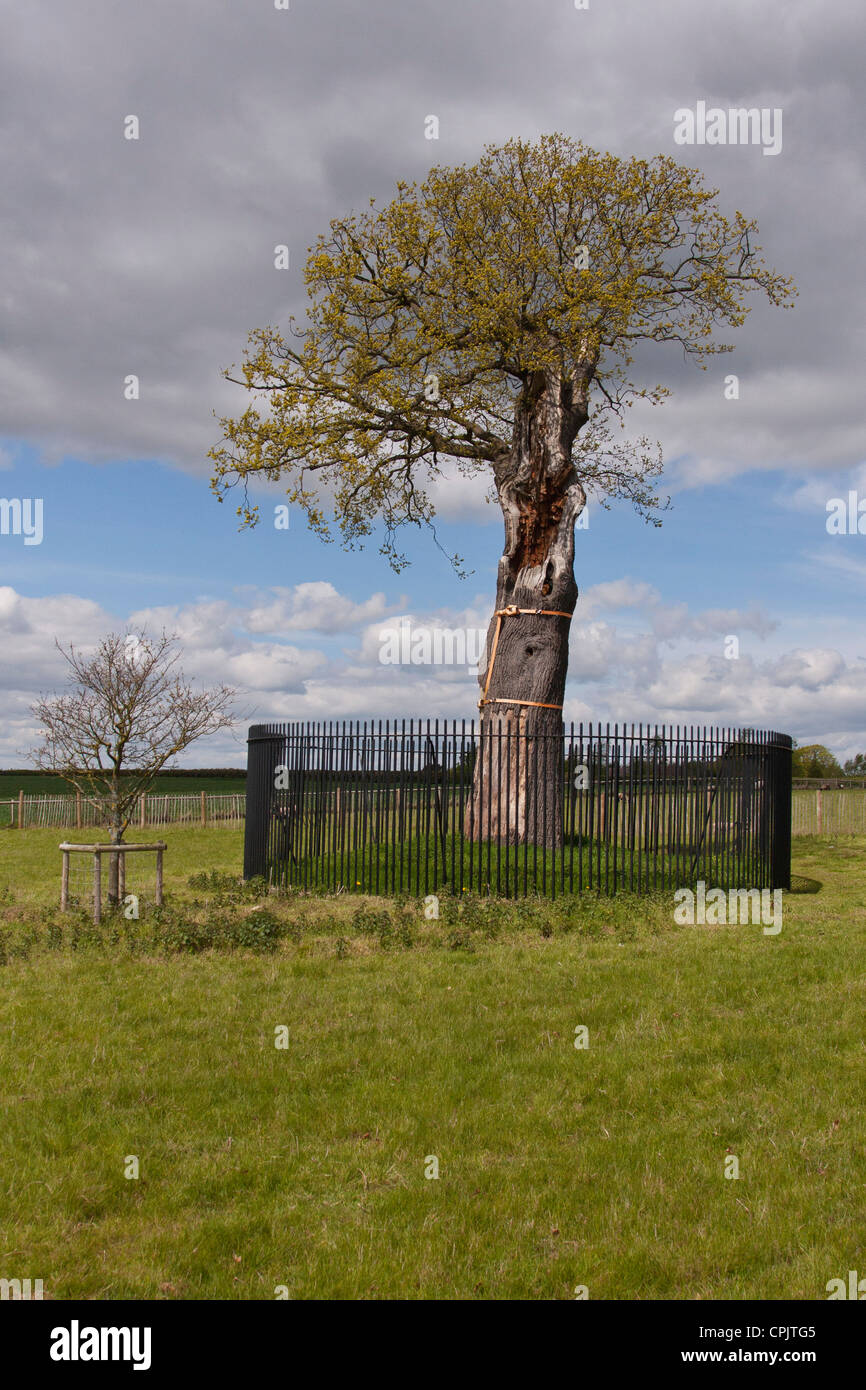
<box><xmin>769</xmin><ymin>733</ymin><xmax>792</xmax><ymax>890</ymax></box>
<box><xmin>140</xmin><ymin>795</ymin><xmax>146</xmax><ymax>829</ymax></box>
<box><xmin>93</xmin><ymin>851</ymin><xmax>102</xmax><ymax>926</ymax></box>
<box><xmin>201</xmin><ymin>789</ymin><xmax>207</xmax><ymax>827</ymax></box>
<box><xmin>61</xmin><ymin>850</ymin><xmax>70</xmax><ymax>910</ymax></box>
<box><xmin>155</xmin><ymin>847</ymin><xmax>164</xmax><ymax>906</ymax></box>
<box><xmin>244</xmin><ymin>727</ymin><xmax>284</xmax><ymax>880</ymax></box>
<box><xmin>75</xmin><ymin>791</ymin><xmax>82</xmax><ymax>829</ymax></box>
<box><xmin>816</xmin><ymin>789</ymin><xmax>822</xmax><ymax>836</ymax></box>
<box><xmin>18</xmin><ymin>790</ymin><xmax>24</xmax><ymax>830</ymax></box>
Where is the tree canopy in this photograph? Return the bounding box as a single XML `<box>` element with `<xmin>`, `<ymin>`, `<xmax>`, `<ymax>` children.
<box><xmin>209</xmin><ymin>133</ymin><xmax>795</xmax><ymax>570</ymax></box>
<box><xmin>791</xmin><ymin>743</ymin><xmax>845</xmax><ymax>779</ymax></box>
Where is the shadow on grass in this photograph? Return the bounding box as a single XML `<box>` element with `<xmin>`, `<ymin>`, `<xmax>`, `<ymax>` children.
<box><xmin>789</xmin><ymin>874</ymin><xmax>823</xmax><ymax>894</ymax></box>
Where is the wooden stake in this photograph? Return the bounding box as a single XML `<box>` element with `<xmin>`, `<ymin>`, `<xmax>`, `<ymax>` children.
<box><xmin>93</xmin><ymin>851</ymin><xmax>102</xmax><ymax>925</ymax></box>
<box><xmin>201</xmin><ymin>789</ymin><xmax>207</xmax><ymax>827</ymax></box>
<box><xmin>18</xmin><ymin>789</ymin><xmax>24</xmax><ymax>830</ymax></box>
<box><xmin>61</xmin><ymin>850</ymin><xmax>69</xmax><ymax>910</ymax></box>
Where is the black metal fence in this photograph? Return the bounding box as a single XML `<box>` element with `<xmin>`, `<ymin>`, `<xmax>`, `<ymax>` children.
<box><xmin>244</xmin><ymin>721</ymin><xmax>792</xmax><ymax>898</ymax></box>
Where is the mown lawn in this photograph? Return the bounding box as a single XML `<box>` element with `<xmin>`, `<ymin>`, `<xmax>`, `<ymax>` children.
<box><xmin>0</xmin><ymin>827</ymin><xmax>864</xmax><ymax>1299</ymax></box>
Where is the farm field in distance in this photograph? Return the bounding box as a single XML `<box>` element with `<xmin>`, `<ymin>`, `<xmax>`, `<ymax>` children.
<box><xmin>0</xmin><ymin>772</ymin><xmax>246</xmax><ymax>798</ymax></box>
<box><xmin>0</xmin><ymin>827</ymin><xmax>864</xmax><ymax>1299</ymax></box>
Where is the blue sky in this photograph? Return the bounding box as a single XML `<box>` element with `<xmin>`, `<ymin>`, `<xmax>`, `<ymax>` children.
<box><xmin>2</xmin><ymin>442</ymin><xmax>862</xmax><ymax>635</ymax></box>
<box><xmin>3</xmin><ymin>438</ymin><xmax>865</xmax><ymax>766</ymax></box>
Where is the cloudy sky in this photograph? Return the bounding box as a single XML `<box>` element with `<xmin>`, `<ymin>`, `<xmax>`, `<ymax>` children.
<box><xmin>1</xmin><ymin>0</ymin><xmax>864</xmax><ymax>766</ymax></box>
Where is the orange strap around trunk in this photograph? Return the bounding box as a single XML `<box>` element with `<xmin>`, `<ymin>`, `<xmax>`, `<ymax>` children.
<box><xmin>479</xmin><ymin>605</ymin><xmax>573</xmax><ymax>712</ymax></box>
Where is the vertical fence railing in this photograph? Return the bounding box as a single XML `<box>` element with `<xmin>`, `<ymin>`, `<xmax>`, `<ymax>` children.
<box><xmin>244</xmin><ymin>722</ymin><xmax>793</xmax><ymax>898</ymax></box>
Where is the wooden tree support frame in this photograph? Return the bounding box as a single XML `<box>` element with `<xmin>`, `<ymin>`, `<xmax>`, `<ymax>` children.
<box><xmin>59</xmin><ymin>842</ymin><xmax>167</xmax><ymax>925</ymax></box>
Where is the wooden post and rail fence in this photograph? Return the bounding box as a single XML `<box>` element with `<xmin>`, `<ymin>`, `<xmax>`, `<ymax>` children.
<box><xmin>2</xmin><ymin>790</ymin><xmax>245</xmax><ymax>830</ymax></box>
<box><xmin>2</xmin><ymin>787</ymin><xmax>866</xmax><ymax>836</ymax></box>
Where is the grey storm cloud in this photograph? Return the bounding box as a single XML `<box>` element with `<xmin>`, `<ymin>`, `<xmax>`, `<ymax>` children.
<box><xmin>1</xmin><ymin>0</ymin><xmax>864</xmax><ymax>483</ymax></box>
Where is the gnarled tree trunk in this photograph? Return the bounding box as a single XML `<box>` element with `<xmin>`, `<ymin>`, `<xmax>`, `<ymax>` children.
<box><xmin>465</xmin><ymin>366</ymin><xmax>589</xmax><ymax>848</ymax></box>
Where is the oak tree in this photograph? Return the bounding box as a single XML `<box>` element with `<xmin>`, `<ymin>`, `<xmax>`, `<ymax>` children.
<box><xmin>210</xmin><ymin>134</ymin><xmax>794</xmax><ymax>845</ymax></box>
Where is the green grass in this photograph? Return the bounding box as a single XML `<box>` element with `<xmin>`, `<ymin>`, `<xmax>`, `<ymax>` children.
<box><xmin>0</xmin><ymin>826</ymin><xmax>248</xmax><ymax>905</ymax></box>
<box><xmin>0</xmin><ymin>828</ymin><xmax>864</xmax><ymax>1299</ymax></box>
<box><xmin>288</xmin><ymin>826</ymin><xmax>770</xmax><ymax>897</ymax></box>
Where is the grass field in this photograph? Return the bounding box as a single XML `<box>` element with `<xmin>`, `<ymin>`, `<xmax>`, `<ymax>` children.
<box><xmin>0</xmin><ymin>827</ymin><xmax>864</xmax><ymax>1299</ymax></box>
<box><xmin>0</xmin><ymin>773</ymin><xmax>245</xmax><ymax>798</ymax></box>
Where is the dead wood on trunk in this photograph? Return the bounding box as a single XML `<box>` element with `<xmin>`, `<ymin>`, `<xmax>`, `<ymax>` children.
<box><xmin>466</xmin><ymin>366</ymin><xmax>590</xmax><ymax>848</ymax></box>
